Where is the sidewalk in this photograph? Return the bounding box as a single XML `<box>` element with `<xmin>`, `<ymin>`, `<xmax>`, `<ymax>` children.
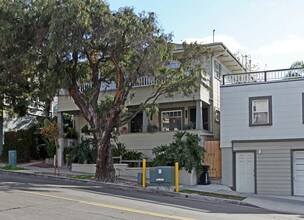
<box><xmin>1</xmin><ymin>162</ymin><xmax>304</xmax><ymax>215</ymax></box>
<box><xmin>183</xmin><ymin>184</ymin><xmax>304</xmax><ymax>215</ymax></box>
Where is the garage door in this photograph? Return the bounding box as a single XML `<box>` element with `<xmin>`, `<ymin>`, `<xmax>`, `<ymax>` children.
<box><xmin>236</xmin><ymin>152</ymin><xmax>255</xmax><ymax>193</ymax></box>
<box><xmin>293</xmin><ymin>151</ymin><xmax>304</xmax><ymax>196</ymax></box>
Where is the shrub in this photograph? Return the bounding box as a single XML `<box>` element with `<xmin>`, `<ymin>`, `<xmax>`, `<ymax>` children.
<box><xmin>152</xmin><ymin>131</ymin><xmax>205</xmax><ymax>175</ymax></box>
<box><xmin>65</xmin><ymin>127</ymin><xmax>78</xmax><ymax>139</ymax></box>
<box><xmin>112</xmin><ymin>142</ymin><xmax>142</xmax><ymax>160</ymax></box>
<box><xmin>40</xmin><ymin>119</ymin><xmax>59</xmax><ymax>158</ymax></box>
<box><xmin>68</xmin><ymin>138</ymin><xmax>95</xmax><ymax>164</ymax></box>
<box><xmin>40</xmin><ymin>139</ymin><xmax>56</xmax><ymax>158</ymax></box>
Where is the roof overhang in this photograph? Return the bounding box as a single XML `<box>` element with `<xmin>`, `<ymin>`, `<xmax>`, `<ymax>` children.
<box><xmin>206</xmin><ymin>42</ymin><xmax>245</xmax><ymax>74</ymax></box>
<box><xmin>173</xmin><ymin>42</ymin><xmax>246</xmax><ymax>74</ymax></box>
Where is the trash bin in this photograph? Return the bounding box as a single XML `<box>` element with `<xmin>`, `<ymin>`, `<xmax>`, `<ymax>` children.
<box><xmin>8</xmin><ymin>150</ymin><xmax>17</xmax><ymax>167</ymax></box>
<box><xmin>198</xmin><ymin>165</ymin><xmax>210</xmax><ymax>185</ymax></box>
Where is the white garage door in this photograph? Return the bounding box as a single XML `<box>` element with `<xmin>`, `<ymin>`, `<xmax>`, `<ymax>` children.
<box><xmin>236</xmin><ymin>152</ymin><xmax>255</xmax><ymax>193</ymax></box>
<box><xmin>293</xmin><ymin>151</ymin><xmax>304</xmax><ymax>196</ymax></box>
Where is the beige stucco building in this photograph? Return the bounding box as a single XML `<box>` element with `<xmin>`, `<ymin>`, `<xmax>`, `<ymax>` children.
<box><xmin>57</xmin><ymin>43</ymin><xmax>244</xmax><ymax>165</ymax></box>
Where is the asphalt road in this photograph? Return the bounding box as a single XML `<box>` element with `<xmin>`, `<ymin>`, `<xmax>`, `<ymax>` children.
<box><xmin>0</xmin><ymin>173</ymin><xmax>301</xmax><ymax>220</ymax></box>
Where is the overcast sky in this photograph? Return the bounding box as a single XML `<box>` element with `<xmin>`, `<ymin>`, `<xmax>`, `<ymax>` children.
<box><xmin>107</xmin><ymin>0</ymin><xmax>304</xmax><ymax>70</ymax></box>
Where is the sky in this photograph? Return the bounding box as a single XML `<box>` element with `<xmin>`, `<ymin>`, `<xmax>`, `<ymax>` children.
<box><xmin>106</xmin><ymin>0</ymin><xmax>304</xmax><ymax>70</ymax></box>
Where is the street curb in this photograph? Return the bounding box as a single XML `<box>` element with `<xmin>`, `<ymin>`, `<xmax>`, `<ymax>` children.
<box><xmin>176</xmin><ymin>192</ymin><xmax>255</xmax><ymax>207</ymax></box>
<box><xmin>0</xmin><ymin>169</ymin><xmax>254</xmax><ymax>208</ymax></box>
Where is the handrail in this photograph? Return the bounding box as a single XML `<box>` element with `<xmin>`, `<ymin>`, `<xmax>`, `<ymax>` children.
<box><xmin>78</xmin><ymin>76</ymin><xmax>157</xmax><ymax>93</ymax></box>
<box><xmin>223</xmin><ymin>68</ymin><xmax>304</xmax><ymax>86</ymax></box>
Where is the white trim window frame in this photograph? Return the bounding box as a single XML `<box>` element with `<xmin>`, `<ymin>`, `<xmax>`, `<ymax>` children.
<box><xmin>214</xmin><ymin>60</ymin><xmax>222</xmax><ymax>79</ymax></box>
<box><xmin>249</xmin><ymin>96</ymin><xmax>272</xmax><ymax>126</ymax></box>
<box><xmin>161</xmin><ymin>110</ymin><xmax>182</xmax><ymax>131</ymax></box>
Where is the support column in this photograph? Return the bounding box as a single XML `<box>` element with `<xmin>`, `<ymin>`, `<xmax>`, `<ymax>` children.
<box><xmin>57</xmin><ymin>111</ymin><xmax>64</xmax><ymax>167</ymax></box>
<box><xmin>196</xmin><ymin>100</ymin><xmax>203</xmax><ymax>130</ymax></box>
<box><xmin>142</xmin><ymin>112</ymin><xmax>149</xmax><ymax>133</ymax></box>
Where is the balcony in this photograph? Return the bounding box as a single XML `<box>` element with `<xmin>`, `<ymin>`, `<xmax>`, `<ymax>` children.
<box><xmin>78</xmin><ymin>76</ymin><xmax>157</xmax><ymax>93</ymax></box>
<box><xmin>222</xmin><ymin>68</ymin><xmax>304</xmax><ymax>86</ymax></box>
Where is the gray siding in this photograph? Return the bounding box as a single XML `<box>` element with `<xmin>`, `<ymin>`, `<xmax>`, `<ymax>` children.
<box><xmin>221</xmin><ymin>147</ymin><xmax>233</xmax><ymax>187</ymax></box>
<box><xmin>234</xmin><ymin>141</ymin><xmax>304</xmax><ymax>196</ymax></box>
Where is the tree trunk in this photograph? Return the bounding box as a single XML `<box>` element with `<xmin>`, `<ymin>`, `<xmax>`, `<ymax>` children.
<box><xmin>0</xmin><ymin>111</ymin><xmax>3</xmax><ymax>157</ymax></box>
<box><xmin>44</xmin><ymin>98</ymin><xmax>52</xmax><ymax>119</ymax></box>
<box><xmin>0</xmin><ymin>99</ymin><xmax>3</xmax><ymax>157</ymax></box>
<box><xmin>94</xmin><ymin>129</ymin><xmax>116</xmax><ymax>182</ymax></box>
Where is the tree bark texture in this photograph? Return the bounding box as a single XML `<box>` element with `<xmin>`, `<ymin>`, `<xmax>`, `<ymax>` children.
<box><xmin>0</xmin><ymin>112</ymin><xmax>3</xmax><ymax>157</ymax></box>
<box><xmin>94</xmin><ymin>126</ymin><xmax>116</xmax><ymax>182</ymax></box>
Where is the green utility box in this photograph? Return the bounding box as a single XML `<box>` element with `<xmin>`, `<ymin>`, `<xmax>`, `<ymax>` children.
<box><xmin>149</xmin><ymin>166</ymin><xmax>174</xmax><ymax>186</ymax></box>
<box><xmin>8</xmin><ymin>150</ymin><xmax>17</xmax><ymax>167</ymax></box>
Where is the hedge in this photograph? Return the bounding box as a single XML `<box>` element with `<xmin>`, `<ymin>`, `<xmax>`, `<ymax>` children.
<box><xmin>2</xmin><ymin>125</ymin><xmax>41</xmax><ymax>163</ymax></box>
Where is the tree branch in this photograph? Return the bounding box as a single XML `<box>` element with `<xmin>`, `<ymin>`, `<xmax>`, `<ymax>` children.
<box><xmin>119</xmin><ymin>83</ymin><xmax>167</xmax><ymax>125</ymax></box>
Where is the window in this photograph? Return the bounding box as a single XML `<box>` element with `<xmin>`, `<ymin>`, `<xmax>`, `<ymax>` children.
<box><xmin>214</xmin><ymin>60</ymin><xmax>222</xmax><ymax>79</ymax></box>
<box><xmin>161</xmin><ymin>110</ymin><xmax>182</xmax><ymax>131</ymax></box>
<box><xmin>215</xmin><ymin>110</ymin><xmax>220</xmax><ymax>122</ymax></box>
<box><xmin>249</xmin><ymin>96</ymin><xmax>272</xmax><ymax>126</ymax></box>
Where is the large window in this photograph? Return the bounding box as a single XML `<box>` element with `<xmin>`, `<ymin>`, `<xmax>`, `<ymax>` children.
<box><xmin>249</xmin><ymin>96</ymin><xmax>272</xmax><ymax>126</ymax></box>
<box><xmin>161</xmin><ymin>110</ymin><xmax>182</xmax><ymax>131</ymax></box>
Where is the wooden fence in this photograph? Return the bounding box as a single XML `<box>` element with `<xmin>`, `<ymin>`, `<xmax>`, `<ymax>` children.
<box><xmin>203</xmin><ymin>141</ymin><xmax>221</xmax><ymax>178</ymax></box>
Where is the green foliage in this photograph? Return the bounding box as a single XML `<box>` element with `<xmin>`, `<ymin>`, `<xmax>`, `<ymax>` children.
<box><xmin>152</xmin><ymin>131</ymin><xmax>205</xmax><ymax>174</ymax></box>
<box><xmin>65</xmin><ymin>127</ymin><xmax>78</xmax><ymax>139</ymax></box>
<box><xmin>62</xmin><ymin>114</ymin><xmax>78</xmax><ymax>138</ymax></box>
<box><xmin>63</xmin><ymin>147</ymin><xmax>73</xmax><ymax>165</ymax></box>
<box><xmin>0</xmin><ymin>165</ymin><xmax>28</xmax><ymax>170</ymax></box>
<box><xmin>183</xmin><ymin>121</ymin><xmax>195</xmax><ymax>130</ymax></box>
<box><xmin>112</xmin><ymin>142</ymin><xmax>142</xmax><ymax>160</ymax></box>
<box><xmin>71</xmin><ymin>175</ymin><xmax>94</xmax><ymax>180</ymax></box>
<box><xmin>286</xmin><ymin>61</ymin><xmax>304</xmax><ymax>79</ymax></box>
<box><xmin>2</xmin><ymin>125</ymin><xmax>41</xmax><ymax>163</ymax></box>
<box><xmin>0</xmin><ymin>0</ymin><xmax>211</xmax><ymax>181</ymax></box>
<box><xmin>96</xmin><ymin>96</ymin><xmax>115</xmax><ymax>118</ymax></box>
<box><xmin>42</xmin><ymin>140</ymin><xmax>56</xmax><ymax>158</ymax></box>
<box><xmin>40</xmin><ymin>118</ymin><xmax>59</xmax><ymax>158</ymax></box>
<box><xmin>147</xmin><ymin>124</ymin><xmax>159</xmax><ymax>133</ymax></box>
<box><xmin>69</xmin><ymin>138</ymin><xmax>96</xmax><ymax>164</ymax></box>
<box><xmin>81</xmin><ymin>125</ymin><xmax>90</xmax><ymax>135</ymax></box>
<box><xmin>124</xmin><ymin>150</ymin><xmax>143</xmax><ymax>160</ymax></box>
<box><xmin>0</xmin><ymin>0</ymin><xmax>57</xmax><ymax>117</ymax></box>
<box><xmin>290</xmin><ymin>61</ymin><xmax>304</xmax><ymax>68</ymax></box>
<box><xmin>112</xmin><ymin>142</ymin><xmax>127</xmax><ymax>157</ymax></box>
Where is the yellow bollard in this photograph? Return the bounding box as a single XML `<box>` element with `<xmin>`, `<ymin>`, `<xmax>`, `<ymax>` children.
<box><xmin>142</xmin><ymin>159</ymin><xmax>146</xmax><ymax>188</ymax></box>
<box><xmin>175</xmin><ymin>162</ymin><xmax>179</xmax><ymax>192</ymax></box>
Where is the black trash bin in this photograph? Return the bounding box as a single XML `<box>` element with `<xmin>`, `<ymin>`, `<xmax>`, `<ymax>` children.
<box><xmin>198</xmin><ymin>165</ymin><xmax>210</xmax><ymax>185</ymax></box>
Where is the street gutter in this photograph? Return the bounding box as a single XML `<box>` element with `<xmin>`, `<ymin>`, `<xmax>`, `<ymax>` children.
<box><xmin>0</xmin><ymin>169</ymin><xmax>255</xmax><ymax>208</ymax></box>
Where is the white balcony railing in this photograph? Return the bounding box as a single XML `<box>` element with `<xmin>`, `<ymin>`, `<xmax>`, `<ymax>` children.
<box><xmin>78</xmin><ymin>76</ymin><xmax>156</xmax><ymax>93</ymax></box>
<box><xmin>132</xmin><ymin>76</ymin><xmax>156</xmax><ymax>87</ymax></box>
<box><xmin>222</xmin><ymin>68</ymin><xmax>304</xmax><ymax>86</ymax></box>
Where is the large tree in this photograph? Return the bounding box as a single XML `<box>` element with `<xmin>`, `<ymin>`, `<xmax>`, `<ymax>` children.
<box><xmin>290</xmin><ymin>61</ymin><xmax>304</xmax><ymax>68</ymax></box>
<box><xmin>0</xmin><ymin>1</ymin><xmax>39</xmax><ymax>156</ymax></box>
<box><xmin>1</xmin><ymin>0</ymin><xmax>210</xmax><ymax>181</ymax></box>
